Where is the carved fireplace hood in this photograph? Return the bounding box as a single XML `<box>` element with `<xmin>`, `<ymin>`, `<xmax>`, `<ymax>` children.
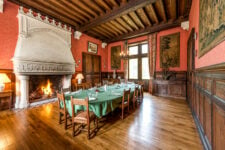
<box><xmin>13</xmin><ymin>7</ymin><xmax>75</xmax><ymax>75</ymax></box>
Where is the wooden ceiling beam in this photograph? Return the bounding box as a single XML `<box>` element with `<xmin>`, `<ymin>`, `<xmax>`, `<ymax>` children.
<box><xmin>77</xmin><ymin>0</ymin><xmax>157</xmax><ymax>32</ymax></box>
<box><xmin>105</xmin><ymin>18</ymin><xmax>188</xmax><ymax>43</ymax></box>
<box><xmin>93</xmin><ymin>27</ymin><xmax>114</xmax><ymax>38</ymax></box>
<box><xmin>129</xmin><ymin>11</ymin><xmax>145</xmax><ymax>29</ymax></box>
<box><xmin>154</xmin><ymin>0</ymin><xmax>167</xmax><ymax>22</ymax></box>
<box><xmin>71</xmin><ymin>0</ymin><xmax>98</xmax><ymax>18</ymax></box>
<box><xmin>115</xmin><ymin>17</ymin><xmax>133</xmax><ymax>32</ymax></box>
<box><xmin>9</xmin><ymin>0</ymin><xmax>77</xmax><ymax>28</ymax></box>
<box><xmin>122</xmin><ymin>15</ymin><xmax>139</xmax><ymax>30</ymax></box>
<box><xmin>100</xmin><ymin>24</ymin><xmax>119</xmax><ymax>36</ymax></box>
<box><xmin>94</xmin><ymin>0</ymin><xmax>111</xmax><ymax>12</ymax></box>
<box><xmin>108</xmin><ymin>0</ymin><xmax>119</xmax><ymax>8</ymax></box>
<box><xmin>136</xmin><ymin>8</ymin><xmax>152</xmax><ymax>26</ymax></box>
<box><xmin>145</xmin><ymin>4</ymin><xmax>159</xmax><ymax>24</ymax></box>
<box><xmin>82</xmin><ymin>0</ymin><xmax>104</xmax><ymax>15</ymax></box>
<box><xmin>105</xmin><ymin>22</ymin><xmax>124</xmax><ymax>35</ymax></box>
<box><xmin>86</xmin><ymin>30</ymin><xmax>105</xmax><ymax>40</ymax></box>
<box><xmin>164</xmin><ymin>0</ymin><xmax>177</xmax><ymax>20</ymax></box>
<box><xmin>110</xmin><ymin>20</ymin><xmax>128</xmax><ymax>34</ymax></box>
<box><xmin>60</xmin><ymin>0</ymin><xmax>92</xmax><ymax>20</ymax></box>
<box><xmin>45</xmin><ymin>0</ymin><xmax>88</xmax><ymax>23</ymax></box>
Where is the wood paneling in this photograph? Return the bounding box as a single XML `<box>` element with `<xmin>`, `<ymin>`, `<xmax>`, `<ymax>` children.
<box><xmin>189</xmin><ymin>64</ymin><xmax>225</xmax><ymax>150</ymax></box>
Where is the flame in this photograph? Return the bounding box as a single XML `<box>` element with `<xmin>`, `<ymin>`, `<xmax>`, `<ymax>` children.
<box><xmin>41</xmin><ymin>79</ymin><xmax>52</xmax><ymax>96</ymax></box>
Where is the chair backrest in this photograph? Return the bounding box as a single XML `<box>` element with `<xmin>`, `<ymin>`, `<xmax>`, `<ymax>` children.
<box><xmin>95</xmin><ymin>82</ymin><xmax>101</xmax><ymax>87</ymax></box>
<box><xmin>85</xmin><ymin>82</ymin><xmax>92</xmax><ymax>89</ymax></box>
<box><xmin>61</xmin><ymin>87</ymin><xmax>71</xmax><ymax>93</ymax></box>
<box><xmin>102</xmin><ymin>80</ymin><xmax>108</xmax><ymax>85</ymax></box>
<box><xmin>57</xmin><ymin>92</ymin><xmax>67</xmax><ymax>112</ymax></box>
<box><xmin>134</xmin><ymin>86</ymin><xmax>139</xmax><ymax>98</ymax></box>
<box><xmin>122</xmin><ymin>88</ymin><xmax>130</xmax><ymax>104</ymax></box>
<box><xmin>70</xmin><ymin>97</ymin><xmax>89</xmax><ymax>122</ymax></box>
<box><xmin>108</xmin><ymin>81</ymin><xmax>114</xmax><ymax>85</ymax></box>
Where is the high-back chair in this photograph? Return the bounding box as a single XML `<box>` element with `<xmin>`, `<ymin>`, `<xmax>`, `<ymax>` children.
<box><xmin>102</xmin><ymin>80</ymin><xmax>108</xmax><ymax>85</ymax></box>
<box><xmin>61</xmin><ymin>87</ymin><xmax>71</xmax><ymax>94</ymax></box>
<box><xmin>137</xmin><ymin>81</ymin><xmax>144</xmax><ymax>103</ymax></box>
<box><xmin>57</xmin><ymin>92</ymin><xmax>69</xmax><ymax>130</ymax></box>
<box><xmin>85</xmin><ymin>82</ymin><xmax>92</xmax><ymax>89</ymax></box>
<box><xmin>108</xmin><ymin>81</ymin><xmax>114</xmax><ymax>85</ymax></box>
<box><xmin>70</xmin><ymin>97</ymin><xmax>98</xmax><ymax>139</ymax></box>
<box><xmin>95</xmin><ymin>82</ymin><xmax>101</xmax><ymax>88</ymax></box>
<box><xmin>119</xmin><ymin>88</ymin><xmax>131</xmax><ymax>120</ymax></box>
<box><xmin>133</xmin><ymin>86</ymin><xmax>139</xmax><ymax>109</ymax></box>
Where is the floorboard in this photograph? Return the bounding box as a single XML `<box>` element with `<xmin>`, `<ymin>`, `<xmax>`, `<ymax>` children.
<box><xmin>0</xmin><ymin>93</ymin><xmax>203</xmax><ymax>150</ymax></box>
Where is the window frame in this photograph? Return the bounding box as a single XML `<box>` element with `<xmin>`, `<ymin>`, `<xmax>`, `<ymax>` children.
<box><xmin>128</xmin><ymin>42</ymin><xmax>149</xmax><ymax>80</ymax></box>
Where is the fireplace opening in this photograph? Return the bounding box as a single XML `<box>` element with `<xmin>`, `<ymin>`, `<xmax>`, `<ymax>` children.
<box><xmin>29</xmin><ymin>75</ymin><xmax>63</xmax><ymax>102</ymax></box>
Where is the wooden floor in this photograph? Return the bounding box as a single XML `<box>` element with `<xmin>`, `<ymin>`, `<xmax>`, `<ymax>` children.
<box><xmin>0</xmin><ymin>93</ymin><xmax>202</xmax><ymax>150</ymax></box>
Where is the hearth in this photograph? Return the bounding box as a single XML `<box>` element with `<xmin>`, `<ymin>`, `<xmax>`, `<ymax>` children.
<box><xmin>29</xmin><ymin>75</ymin><xmax>63</xmax><ymax>102</ymax></box>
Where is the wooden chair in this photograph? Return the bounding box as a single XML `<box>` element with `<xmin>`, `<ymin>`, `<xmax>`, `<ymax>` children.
<box><xmin>74</xmin><ymin>83</ymin><xmax>85</xmax><ymax>91</ymax></box>
<box><xmin>57</xmin><ymin>92</ymin><xmax>70</xmax><ymax>130</ymax></box>
<box><xmin>108</xmin><ymin>81</ymin><xmax>114</xmax><ymax>85</ymax></box>
<box><xmin>119</xmin><ymin>88</ymin><xmax>131</xmax><ymax>120</ymax></box>
<box><xmin>61</xmin><ymin>87</ymin><xmax>71</xmax><ymax>93</ymax></box>
<box><xmin>102</xmin><ymin>80</ymin><xmax>108</xmax><ymax>85</ymax></box>
<box><xmin>94</xmin><ymin>82</ymin><xmax>101</xmax><ymax>88</ymax></box>
<box><xmin>70</xmin><ymin>97</ymin><xmax>98</xmax><ymax>139</ymax></box>
<box><xmin>137</xmin><ymin>82</ymin><xmax>144</xmax><ymax>103</ymax></box>
<box><xmin>132</xmin><ymin>86</ymin><xmax>139</xmax><ymax>109</ymax></box>
<box><xmin>85</xmin><ymin>82</ymin><xmax>92</xmax><ymax>89</ymax></box>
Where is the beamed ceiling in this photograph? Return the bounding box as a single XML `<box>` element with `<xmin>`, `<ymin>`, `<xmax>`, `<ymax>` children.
<box><xmin>9</xmin><ymin>0</ymin><xmax>192</xmax><ymax>43</ymax></box>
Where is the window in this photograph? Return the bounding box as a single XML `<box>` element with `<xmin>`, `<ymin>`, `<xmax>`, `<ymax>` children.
<box><xmin>128</xmin><ymin>42</ymin><xmax>150</xmax><ymax>80</ymax></box>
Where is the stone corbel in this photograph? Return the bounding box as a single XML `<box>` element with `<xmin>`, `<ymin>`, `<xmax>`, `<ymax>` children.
<box><xmin>181</xmin><ymin>21</ymin><xmax>189</xmax><ymax>31</ymax></box>
<box><xmin>74</xmin><ymin>31</ymin><xmax>82</xmax><ymax>40</ymax></box>
<box><xmin>0</xmin><ymin>0</ymin><xmax>4</xmax><ymax>13</ymax></box>
<box><xmin>102</xmin><ymin>42</ymin><xmax>107</xmax><ymax>48</ymax></box>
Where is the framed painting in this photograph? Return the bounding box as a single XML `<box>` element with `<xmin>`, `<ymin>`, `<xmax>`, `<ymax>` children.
<box><xmin>87</xmin><ymin>41</ymin><xmax>98</xmax><ymax>54</ymax></box>
<box><xmin>111</xmin><ymin>46</ymin><xmax>121</xmax><ymax>69</ymax></box>
<box><xmin>199</xmin><ymin>0</ymin><xmax>225</xmax><ymax>57</ymax></box>
<box><xmin>160</xmin><ymin>32</ymin><xmax>180</xmax><ymax>68</ymax></box>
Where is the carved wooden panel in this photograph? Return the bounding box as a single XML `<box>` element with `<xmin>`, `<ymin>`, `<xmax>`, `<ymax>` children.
<box><xmin>215</xmin><ymin>80</ymin><xmax>225</xmax><ymax>100</ymax></box>
<box><xmin>213</xmin><ymin>103</ymin><xmax>225</xmax><ymax>150</ymax></box>
<box><xmin>195</xmin><ymin>89</ymin><xmax>200</xmax><ymax>119</ymax></box>
<box><xmin>199</xmin><ymin>92</ymin><xmax>204</xmax><ymax>127</ymax></box>
<box><xmin>93</xmin><ymin>56</ymin><xmax>100</xmax><ymax>72</ymax></box>
<box><xmin>205</xmin><ymin>78</ymin><xmax>212</xmax><ymax>94</ymax></box>
<box><xmin>204</xmin><ymin>96</ymin><xmax>212</xmax><ymax>144</ymax></box>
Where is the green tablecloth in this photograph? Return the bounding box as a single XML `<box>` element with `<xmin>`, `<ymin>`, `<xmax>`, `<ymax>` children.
<box><xmin>63</xmin><ymin>83</ymin><xmax>138</xmax><ymax>118</ymax></box>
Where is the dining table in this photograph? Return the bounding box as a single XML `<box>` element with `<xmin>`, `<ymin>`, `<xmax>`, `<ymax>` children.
<box><xmin>63</xmin><ymin>83</ymin><xmax>139</xmax><ymax>118</ymax></box>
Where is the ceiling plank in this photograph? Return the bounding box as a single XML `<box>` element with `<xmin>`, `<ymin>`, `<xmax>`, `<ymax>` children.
<box><xmin>94</xmin><ymin>0</ymin><xmax>111</xmax><ymax>12</ymax></box>
<box><xmin>11</xmin><ymin>0</ymin><xmax>77</xmax><ymax>28</ymax></box>
<box><xmin>45</xmin><ymin>0</ymin><xmax>88</xmax><ymax>23</ymax></box>
<box><xmin>107</xmin><ymin>0</ymin><xmax>119</xmax><ymax>8</ymax></box>
<box><xmin>122</xmin><ymin>14</ymin><xmax>139</xmax><ymax>30</ymax></box>
<box><xmin>145</xmin><ymin>4</ymin><xmax>159</xmax><ymax>24</ymax></box>
<box><xmin>129</xmin><ymin>11</ymin><xmax>145</xmax><ymax>29</ymax></box>
<box><xmin>82</xmin><ymin>0</ymin><xmax>104</xmax><ymax>15</ymax></box>
<box><xmin>77</xmin><ymin>0</ymin><xmax>157</xmax><ymax>32</ymax></box>
<box><xmin>60</xmin><ymin>0</ymin><xmax>92</xmax><ymax>20</ymax></box>
<box><xmin>154</xmin><ymin>0</ymin><xmax>167</xmax><ymax>22</ymax></box>
<box><xmin>86</xmin><ymin>30</ymin><xmax>106</xmax><ymax>39</ymax></box>
<box><xmin>91</xmin><ymin>28</ymin><xmax>111</xmax><ymax>39</ymax></box>
<box><xmin>94</xmin><ymin>26</ymin><xmax>114</xmax><ymax>38</ymax></box>
<box><xmin>136</xmin><ymin>8</ymin><xmax>152</xmax><ymax>26</ymax></box>
<box><xmin>164</xmin><ymin>0</ymin><xmax>177</xmax><ymax>20</ymax></box>
<box><xmin>110</xmin><ymin>20</ymin><xmax>128</xmax><ymax>33</ymax></box>
<box><xmin>106</xmin><ymin>18</ymin><xmax>188</xmax><ymax>43</ymax></box>
<box><xmin>105</xmin><ymin>22</ymin><xmax>124</xmax><ymax>35</ymax></box>
<box><xmin>115</xmin><ymin>17</ymin><xmax>133</xmax><ymax>32</ymax></box>
<box><xmin>71</xmin><ymin>0</ymin><xmax>98</xmax><ymax>18</ymax></box>
<box><xmin>100</xmin><ymin>24</ymin><xmax>119</xmax><ymax>36</ymax></box>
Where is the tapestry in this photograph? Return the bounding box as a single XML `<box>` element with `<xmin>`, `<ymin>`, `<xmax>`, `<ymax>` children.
<box><xmin>111</xmin><ymin>46</ymin><xmax>121</xmax><ymax>69</ymax></box>
<box><xmin>160</xmin><ymin>32</ymin><xmax>180</xmax><ymax>68</ymax></box>
<box><xmin>199</xmin><ymin>0</ymin><xmax>225</xmax><ymax>57</ymax></box>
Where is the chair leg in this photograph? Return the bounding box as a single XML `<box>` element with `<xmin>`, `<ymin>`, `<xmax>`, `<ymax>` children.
<box><xmin>121</xmin><ymin>107</ymin><xmax>124</xmax><ymax>120</ymax></box>
<box><xmin>87</xmin><ymin>124</ymin><xmax>90</xmax><ymax>139</ymax></box>
<box><xmin>59</xmin><ymin>113</ymin><xmax>61</xmax><ymax>124</ymax></box>
<box><xmin>64</xmin><ymin>114</ymin><xmax>67</xmax><ymax>130</ymax></box>
<box><xmin>72</xmin><ymin>123</ymin><xmax>75</xmax><ymax>137</ymax></box>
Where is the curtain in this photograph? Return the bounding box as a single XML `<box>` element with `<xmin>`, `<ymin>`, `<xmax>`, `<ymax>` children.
<box><xmin>148</xmin><ymin>33</ymin><xmax>157</xmax><ymax>94</ymax></box>
<box><xmin>123</xmin><ymin>40</ymin><xmax>128</xmax><ymax>81</ymax></box>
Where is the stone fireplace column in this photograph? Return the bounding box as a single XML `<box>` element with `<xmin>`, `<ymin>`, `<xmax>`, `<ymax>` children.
<box><xmin>17</xmin><ymin>75</ymin><xmax>29</xmax><ymax>109</ymax></box>
<box><xmin>63</xmin><ymin>75</ymin><xmax>72</xmax><ymax>89</ymax></box>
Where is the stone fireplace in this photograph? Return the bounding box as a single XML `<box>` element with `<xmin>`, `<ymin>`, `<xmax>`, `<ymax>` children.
<box><xmin>12</xmin><ymin>7</ymin><xmax>75</xmax><ymax>109</ymax></box>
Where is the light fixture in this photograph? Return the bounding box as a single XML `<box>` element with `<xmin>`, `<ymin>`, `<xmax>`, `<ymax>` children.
<box><xmin>120</xmin><ymin>51</ymin><xmax>129</xmax><ymax>59</ymax></box>
<box><xmin>76</xmin><ymin>73</ymin><xmax>84</xmax><ymax>84</ymax></box>
<box><xmin>0</xmin><ymin>73</ymin><xmax>11</xmax><ymax>92</ymax></box>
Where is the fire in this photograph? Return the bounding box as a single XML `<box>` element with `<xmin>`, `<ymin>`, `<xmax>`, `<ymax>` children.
<box><xmin>41</xmin><ymin>79</ymin><xmax>52</xmax><ymax>96</ymax></box>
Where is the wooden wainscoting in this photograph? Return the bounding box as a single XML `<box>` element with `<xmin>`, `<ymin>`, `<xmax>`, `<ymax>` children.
<box><xmin>189</xmin><ymin>63</ymin><xmax>225</xmax><ymax>150</ymax></box>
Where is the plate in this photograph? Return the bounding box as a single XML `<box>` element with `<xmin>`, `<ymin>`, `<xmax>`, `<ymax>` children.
<box><xmin>89</xmin><ymin>97</ymin><xmax>97</xmax><ymax>101</ymax></box>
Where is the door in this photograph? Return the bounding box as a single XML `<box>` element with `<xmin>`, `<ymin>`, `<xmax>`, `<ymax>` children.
<box><xmin>187</xmin><ymin>28</ymin><xmax>195</xmax><ymax>105</ymax></box>
<box><xmin>82</xmin><ymin>52</ymin><xmax>101</xmax><ymax>85</ymax></box>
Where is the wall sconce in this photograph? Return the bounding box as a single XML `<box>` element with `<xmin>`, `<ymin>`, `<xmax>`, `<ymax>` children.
<box><xmin>75</xmin><ymin>59</ymin><xmax>81</xmax><ymax>67</ymax></box>
<box><xmin>0</xmin><ymin>0</ymin><xmax>4</xmax><ymax>13</ymax></box>
<box><xmin>120</xmin><ymin>51</ymin><xmax>129</xmax><ymax>60</ymax></box>
<box><xmin>0</xmin><ymin>73</ymin><xmax>11</xmax><ymax>92</ymax></box>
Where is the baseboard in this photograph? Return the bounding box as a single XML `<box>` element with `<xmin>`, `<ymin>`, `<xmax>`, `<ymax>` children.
<box><xmin>191</xmin><ymin>109</ymin><xmax>211</xmax><ymax>150</ymax></box>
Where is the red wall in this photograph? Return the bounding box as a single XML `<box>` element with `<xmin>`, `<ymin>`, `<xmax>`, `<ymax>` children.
<box><xmin>71</xmin><ymin>32</ymin><xmax>108</xmax><ymax>72</ymax></box>
<box><xmin>189</xmin><ymin>0</ymin><xmax>225</xmax><ymax>68</ymax></box>
<box><xmin>0</xmin><ymin>0</ymin><xmax>18</xmax><ymax>69</ymax></box>
<box><xmin>156</xmin><ymin>27</ymin><xmax>188</xmax><ymax>71</ymax></box>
